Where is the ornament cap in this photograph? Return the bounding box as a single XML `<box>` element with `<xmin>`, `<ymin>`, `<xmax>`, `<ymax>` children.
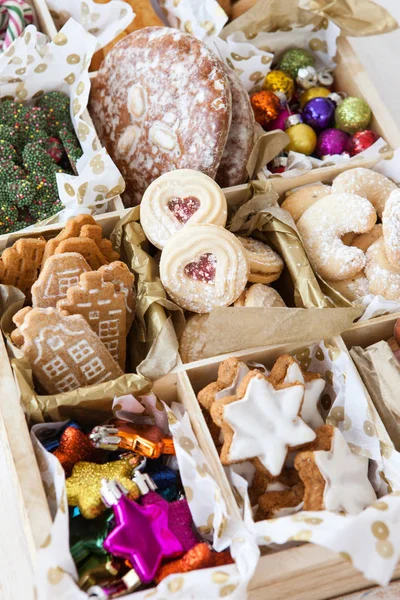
<box><xmin>90</xmin><ymin>425</ymin><xmax>121</xmax><ymax>450</ymax></box>
<box><xmin>296</xmin><ymin>66</ymin><xmax>317</xmax><ymax>89</ymax></box>
<box><xmin>285</xmin><ymin>114</ymin><xmax>303</xmax><ymax>128</ymax></box>
<box><xmin>272</xmin><ymin>156</ymin><xmax>288</xmax><ymax>168</ymax></box>
<box><xmin>274</xmin><ymin>91</ymin><xmax>287</xmax><ymax>105</ymax></box>
<box><xmin>100</xmin><ymin>479</ymin><xmax>128</xmax><ymax>507</ymax></box>
<box><xmin>133</xmin><ymin>471</ymin><xmax>157</xmax><ymax>495</ymax></box>
<box><xmin>122</xmin><ymin>569</ymin><xmax>141</xmax><ymax>591</ymax></box>
<box><xmin>328</xmin><ymin>92</ymin><xmax>342</xmax><ymax>106</ymax></box>
<box><xmin>318</xmin><ymin>68</ymin><xmax>334</xmax><ymax>87</ymax></box>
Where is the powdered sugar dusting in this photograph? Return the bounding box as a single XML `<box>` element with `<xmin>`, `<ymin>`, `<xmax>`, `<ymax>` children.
<box><xmin>90</xmin><ymin>27</ymin><xmax>232</xmax><ymax>206</ymax></box>
<box><xmin>382</xmin><ymin>189</ymin><xmax>400</xmax><ymax>266</ymax></box>
<box><xmin>365</xmin><ymin>237</ymin><xmax>400</xmax><ymax>300</ymax></box>
<box><xmin>332</xmin><ymin>168</ymin><xmax>397</xmax><ymax>218</ymax></box>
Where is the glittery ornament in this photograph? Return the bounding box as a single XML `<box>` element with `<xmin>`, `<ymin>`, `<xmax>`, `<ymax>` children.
<box><xmin>285</xmin><ymin>115</ymin><xmax>317</xmax><ymax>155</ymax></box>
<box><xmin>102</xmin><ymin>480</ymin><xmax>184</xmax><ymax>583</ymax></box>
<box><xmin>302</xmin><ymin>97</ymin><xmax>335</xmax><ymax>130</ymax></box>
<box><xmin>299</xmin><ymin>87</ymin><xmax>330</xmax><ymax>109</ymax></box>
<box><xmin>155</xmin><ymin>543</ymin><xmax>234</xmax><ymax>583</ymax></box>
<box><xmin>53</xmin><ymin>426</ymin><xmax>104</xmax><ymax>476</ymax></box>
<box><xmin>279</xmin><ymin>48</ymin><xmax>315</xmax><ymax>80</ymax></box>
<box><xmin>316</xmin><ymin>128</ymin><xmax>351</xmax><ymax>158</ymax></box>
<box><xmin>349</xmin><ymin>130</ymin><xmax>379</xmax><ymax>156</ymax></box>
<box><xmin>263</xmin><ymin>70</ymin><xmax>295</xmax><ymax>102</ymax></box>
<box><xmin>66</xmin><ymin>460</ymin><xmax>139</xmax><ymax>519</ymax></box>
<box><xmin>146</xmin><ymin>461</ymin><xmax>180</xmax><ymax>501</ymax></box>
<box><xmin>265</xmin><ymin>107</ymin><xmax>291</xmax><ymax>132</ymax></box>
<box><xmin>335</xmin><ymin>97</ymin><xmax>372</xmax><ymax>134</ymax></box>
<box><xmin>70</xmin><ymin>511</ymin><xmax>115</xmax><ymax>566</ymax></box>
<box><xmin>250</xmin><ymin>90</ymin><xmax>281</xmax><ymax>127</ymax></box>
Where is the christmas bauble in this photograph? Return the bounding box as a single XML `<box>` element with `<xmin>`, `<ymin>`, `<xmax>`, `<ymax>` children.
<box><xmin>299</xmin><ymin>87</ymin><xmax>330</xmax><ymax>109</ymax></box>
<box><xmin>269</xmin><ymin>155</ymin><xmax>288</xmax><ymax>174</ymax></box>
<box><xmin>302</xmin><ymin>97</ymin><xmax>335</xmax><ymax>130</ymax></box>
<box><xmin>265</xmin><ymin>107</ymin><xmax>291</xmax><ymax>131</ymax></box>
<box><xmin>335</xmin><ymin>97</ymin><xmax>372</xmax><ymax>134</ymax></box>
<box><xmin>285</xmin><ymin>115</ymin><xmax>317</xmax><ymax>155</ymax></box>
<box><xmin>279</xmin><ymin>48</ymin><xmax>315</xmax><ymax>80</ymax></box>
<box><xmin>349</xmin><ymin>130</ymin><xmax>379</xmax><ymax>156</ymax></box>
<box><xmin>316</xmin><ymin>128</ymin><xmax>351</xmax><ymax>158</ymax></box>
<box><xmin>250</xmin><ymin>90</ymin><xmax>281</xmax><ymax>127</ymax></box>
<box><xmin>263</xmin><ymin>70</ymin><xmax>295</xmax><ymax>102</ymax></box>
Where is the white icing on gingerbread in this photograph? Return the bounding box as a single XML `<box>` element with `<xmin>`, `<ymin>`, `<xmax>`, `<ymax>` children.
<box><xmin>284</xmin><ymin>362</ymin><xmax>324</xmax><ymax>430</ymax></box>
<box><xmin>223</xmin><ymin>374</ymin><xmax>315</xmax><ymax>476</ymax></box>
<box><xmin>215</xmin><ymin>362</ymin><xmax>250</xmax><ymax>400</ymax></box>
<box><xmin>315</xmin><ymin>428</ymin><xmax>376</xmax><ymax>514</ymax></box>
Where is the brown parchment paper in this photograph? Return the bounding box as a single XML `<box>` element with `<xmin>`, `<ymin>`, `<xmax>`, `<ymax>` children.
<box><xmin>351</xmin><ymin>341</ymin><xmax>400</xmax><ymax>450</ymax></box>
<box><xmin>221</xmin><ymin>0</ymin><xmax>397</xmax><ymax>39</ymax></box>
<box><xmin>246</xmin><ymin>130</ymin><xmax>290</xmax><ymax>180</ymax></box>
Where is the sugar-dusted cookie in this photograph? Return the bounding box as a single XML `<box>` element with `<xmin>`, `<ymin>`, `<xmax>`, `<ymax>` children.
<box><xmin>332</xmin><ymin>168</ymin><xmax>397</xmax><ymax>218</ymax></box>
<box><xmin>0</xmin><ymin>238</ymin><xmax>46</xmax><ymax>296</ymax></box>
<box><xmin>382</xmin><ymin>189</ymin><xmax>400</xmax><ymax>267</ymax></box>
<box><xmin>236</xmin><ymin>237</ymin><xmax>284</xmax><ymax>284</ymax></box>
<box><xmin>90</xmin><ymin>27</ymin><xmax>232</xmax><ymax>205</ymax></box>
<box><xmin>198</xmin><ymin>357</ymin><xmax>251</xmax><ymax>411</ymax></box>
<box><xmin>140</xmin><ymin>170</ymin><xmax>228</xmax><ymax>249</ymax></box>
<box><xmin>210</xmin><ymin>370</ymin><xmax>315</xmax><ymax>475</ymax></box>
<box><xmin>98</xmin><ymin>261</ymin><xmax>136</xmax><ymax>331</ymax></box>
<box><xmin>42</xmin><ymin>214</ymin><xmax>97</xmax><ymax>265</ymax></box>
<box><xmin>216</xmin><ymin>64</ymin><xmax>254</xmax><ymax>188</ymax></box>
<box><xmin>351</xmin><ymin>224</ymin><xmax>382</xmax><ymax>252</ymax></box>
<box><xmin>19</xmin><ymin>308</ymin><xmax>123</xmax><ymax>394</ymax></box>
<box><xmin>58</xmin><ymin>271</ymin><xmax>127</xmax><ymax>369</ymax></box>
<box><xmin>160</xmin><ymin>224</ymin><xmax>249</xmax><ymax>313</ymax></box>
<box><xmin>295</xmin><ymin>426</ymin><xmax>376</xmax><ymax>514</ymax></box>
<box><xmin>297</xmin><ymin>193</ymin><xmax>377</xmax><ymax>281</ymax></box>
<box><xmin>32</xmin><ymin>253</ymin><xmax>92</xmax><ymax>309</ymax></box>
<box><xmin>281</xmin><ymin>184</ymin><xmax>331</xmax><ymax>223</ymax></box>
<box><xmin>365</xmin><ymin>237</ymin><xmax>400</xmax><ymax>300</ymax></box>
<box><xmin>179</xmin><ymin>314</ymin><xmax>208</xmax><ymax>364</ymax></box>
<box><xmin>327</xmin><ymin>272</ymin><xmax>369</xmax><ymax>302</ymax></box>
<box><xmin>234</xmin><ymin>283</ymin><xmax>286</xmax><ymax>307</ymax></box>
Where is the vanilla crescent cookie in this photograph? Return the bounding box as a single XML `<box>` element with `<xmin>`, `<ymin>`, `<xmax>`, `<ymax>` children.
<box><xmin>90</xmin><ymin>27</ymin><xmax>232</xmax><ymax>205</ymax></box>
<box><xmin>236</xmin><ymin>236</ymin><xmax>284</xmax><ymax>284</ymax></box>
<box><xmin>160</xmin><ymin>224</ymin><xmax>249</xmax><ymax>313</ymax></box>
<box><xmin>281</xmin><ymin>184</ymin><xmax>331</xmax><ymax>223</ymax></box>
<box><xmin>234</xmin><ymin>283</ymin><xmax>286</xmax><ymax>307</ymax></box>
<box><xmin>382</xmin><ymin>189</ymin><xmax>400</xmax><ymax>267</ymax></box>
<box><xmin>326</xmin><ymin>272</ymin><xmax>369</xmax><ymax>302</ymax></box>
<box><xmin>297</xmin><ymin>193</ymin><xmax>377</xmax><ymax>281</ymax></box>
<box><xmin>351</xmin><ymin>224</ymin><xmax>382</xmax><ymax>252</ymax></box>
<box><xmin>365</xmin><ymin>237</ymin><xmax>400</xmax><ymax>300</ymax></box>
<box><xmin>332</xmin><ymin>168</ymin><xmax>397</xmax><ymax>218</ymax></box>
<box><xmin>140</xmin><ymin>169</ymin><xmax>228</xmax><ymax>249</ymax></box>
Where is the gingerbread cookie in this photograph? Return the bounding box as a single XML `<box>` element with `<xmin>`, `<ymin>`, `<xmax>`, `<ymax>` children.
<box><xmin>32</xmin><ymin>253</ymin><xmax>92</xmax><ymax>309</ymax></box>
<box><xmin>257</xmin><ymin>479</ymin><xmax>304</xmax><ymax>520</ymax></box>
<box><xmin>234</xmin><ymin>284</ymin><xmax>286</xmax><ymax>307</ymax></box>
<box><xmin>216</xmin><ymin>63</ymin><xmax>254</xmax><ymax>188</ymax></box>
<box><xmin>11</xmin><ymin>306</ymin><xmax>33</xmax><ymax>347</ymax></box>
<box><xmin>365</xmin><ymin>237</ymin><xmax>400</xmax><ymax>300</ymax></box>
<box><xmin>57</xmin><ymin>271</ymin><xmax>127</xmax><ymax>369</ymax></box>
<box><xmin>98</xmin><ymin>261</ymin><xmax>136</xmax><ymax>331</ymax></box>
<box><xmin>236</xmin><ymin>237</ymin><xmax>284</xmax><ymax>284</ymax></box>
<box><xmin>19</xmin><ymin>308</ymin><xmax>123</xmax><ymax>394</ymax></box>
<box><xmin>160</xmin><ymin>224</ymin><xmax>248</xmax><ymax>313</ymax></box>
<box><xmin>332</xmin><ymin>168</ymin><xmax>397</xmax><ymax>218</ymax></box>
<box><xmin>295</xmin><ymin>426</ymin><xmax>376</xmax><ymax>514</ymax></box>
<box><xmin>210</xmin><ymin>370</ymin><xmax>315</xmax><ymax>475</ymax></box>
<box><xmin>140</xmin><ymin>170</ymin><xmax>228</xmax><ymax>249</ymax></box>
<box><xmin>297</xmin><ymin>193</ymin><xmax>377</xmax><ymax>281</ymax></box>
<box><xmin>0</xmin><ymin>238</ymin><xmax>46</xmax><ymax>296</ymax></box>
<box><xmin>90</xmin><ymin>27</ymin><xmax>232</xmax><ymax>205</ymax></box>
<box><xmin>41</xmin><ymin>214</ymin><xmax>97</xmax><ymax>265</ymax></box>
<box><xmin>281</xmin><ymin>184</ymin><xmax>331</xmax><ymax>223</ymax></box>
<box><xmin>198</xmin><ymin>357</ymin><xmax>251</xmax><ymax>411</ymax></box>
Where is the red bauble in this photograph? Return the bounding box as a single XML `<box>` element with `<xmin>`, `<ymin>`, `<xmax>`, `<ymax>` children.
<box><xmin>349</xmin><ymin>130</ymin><xmax>379</xmax><ymax>156</ymax></box>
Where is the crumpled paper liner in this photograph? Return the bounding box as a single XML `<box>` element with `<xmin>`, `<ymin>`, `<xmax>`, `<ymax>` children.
<box><xmin>30</xmin><ymin>401</ymin><xmax>259</xmax><ymax>600</ymax></box>
<box><xmin>351</xmin><ymin>341</ymin><xmax>400</xmax><ymax>451</ymax></box>
<box><xmin>228</xmin><ymin>339</ymin><xmax>400</xmax><ymax>586</ymax></box>
<box><xmin>0</xmin><ymin>19</ymin><xmax>124</xmax><ymax>227</ymax></box>
<box><xmin>0</xmin><ymin>209</ymin><xmax>183</xmax><ymax>423</ymax></box>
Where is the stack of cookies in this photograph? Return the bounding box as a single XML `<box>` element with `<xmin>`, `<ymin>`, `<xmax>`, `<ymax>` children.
<box><xmin>2</xmin><ymin>214</ymin><xmax>136</xmax><ymax>395</ymax></box>
<box><xmin>198</xmin><ymin>354</ymin><xmax>376</xmax><ymax>519</ymax></box>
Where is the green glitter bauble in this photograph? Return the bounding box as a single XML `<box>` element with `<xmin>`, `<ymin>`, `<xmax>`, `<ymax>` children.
<box><xmin>335</xmin><ymin>97</ymin><xmax>372</xmax><ymax>134</ymax></box>
<box><xmin>279</xmin><ymin>48</ymin><xmax>315</xmax><ymax>80</ymax></box>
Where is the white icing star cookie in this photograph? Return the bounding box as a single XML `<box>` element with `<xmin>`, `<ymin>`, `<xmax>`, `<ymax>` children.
<box><xmin>283</xmin><ymin>360</ymin><xmax>325</xmax><ymax>430</ymax></box>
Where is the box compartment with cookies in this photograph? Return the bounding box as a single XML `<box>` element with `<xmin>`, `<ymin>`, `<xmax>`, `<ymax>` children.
<box><xmin>177</xmin><ymin>335</ymin><xmax>400</xmax><ymax>599</ymax></box>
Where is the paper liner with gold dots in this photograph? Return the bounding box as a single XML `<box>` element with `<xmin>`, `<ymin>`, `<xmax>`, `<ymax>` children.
<box><xmin>0</xmin><ymin>19</ymin><xmax>125</xmax><ymax>226</ymax></box>
<box><xmin>45</xmin><ymin>0</ymin><xmax>134</xmax><ymax>52</ymax></box>
<box><xmin>30</xmin><ymin>402</ymin><xmax>259</xmax><ymax>599</ymax></box>
<box><xmin>228</xmin><ymin>340</ymin><xmax>400</xmax><ymax>586</ymax></box>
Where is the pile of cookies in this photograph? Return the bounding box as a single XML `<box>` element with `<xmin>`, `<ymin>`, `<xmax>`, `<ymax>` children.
<box><xmin>198</xmin><ymin>354</ymin><xmax>376</xmax><ymax>519</ymax></box>
<box><xmin>140</xmin><ymin>169</ymin><xmax>286</xmax><ymax>313</ymax></box>
<box><xmin>2</xmin><ymin>214</ymin><xmax>136</xmax><ymax>394</ymax></box>
<box><xmin>89</xmin><ymin>26</ymin><xmax>255</xmax><ymax>205</ymax></box>
<box><xmin>281</xmin><ymin>167</ymin><xmax>400</xmax><ymax>302</ymax></box>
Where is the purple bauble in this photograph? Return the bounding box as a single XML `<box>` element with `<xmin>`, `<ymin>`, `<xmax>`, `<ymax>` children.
<box><xmin>316</xmin><ymin>128</ymin><xmax>351</xmax><ymax>158</ymax></box>
<box><xmin>302</xmin><ymin>97</ymin><xmax>335</xmax><ymax>130</ymax></box>
<box><xmin>266</xmin><ymin>107</ymin><xmax>291</xmax><ymax>131</ymax></box>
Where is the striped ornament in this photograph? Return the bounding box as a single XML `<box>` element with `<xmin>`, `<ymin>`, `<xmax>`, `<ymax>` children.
<box><xmin>0</xmin><ymin>0</ymin><xmax>34</xmax><ymax>51</ymax></box>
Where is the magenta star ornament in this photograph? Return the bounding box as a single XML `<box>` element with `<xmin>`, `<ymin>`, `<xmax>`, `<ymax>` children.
<box><xmin>101</xmin><ymin>480</ymin><xmax>184</xmax><ymax>583</ymax></box>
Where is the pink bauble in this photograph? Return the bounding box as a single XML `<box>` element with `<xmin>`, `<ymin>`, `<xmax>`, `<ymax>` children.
<box><xmin>265</xmin><ymin>107</ymin><xmax>291</xmax><ymax>131</ymax></box>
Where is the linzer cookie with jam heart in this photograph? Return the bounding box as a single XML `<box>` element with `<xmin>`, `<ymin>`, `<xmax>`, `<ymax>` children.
<box><xmin>160</xmin><ymin>224</ymin><xmax>249</xmax><ymax>313</ymax></box>
<box><xmin>140</xmin><ymin>169</ymin><xmax>228</xmax><ymax>249</ymax></box>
